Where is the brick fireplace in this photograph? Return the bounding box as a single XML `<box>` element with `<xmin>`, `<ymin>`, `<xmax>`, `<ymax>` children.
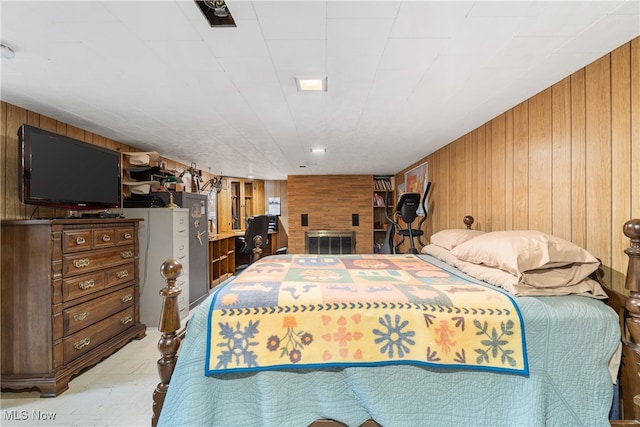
<box><xmin>287</xmin><ymin>175</ymin><xmax>373</xmax><ymax>254</ymax></box>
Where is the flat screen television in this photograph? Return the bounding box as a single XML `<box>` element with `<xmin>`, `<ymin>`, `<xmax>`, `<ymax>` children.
<box><xmin>19</xmin><ymin>124</ymin><xmax>122</xmax><ymax>211</ymax></box>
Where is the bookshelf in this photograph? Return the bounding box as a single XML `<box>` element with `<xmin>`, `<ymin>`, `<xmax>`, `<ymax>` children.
<box><xmin>373</xmin><ymin>176</ymin><xmax>394</xmax><ymax>253</ymax></box>
<box><xmin>209</xmin><ymin>234</ymin><xmax>236</xmax><ymax>288</ymax></box>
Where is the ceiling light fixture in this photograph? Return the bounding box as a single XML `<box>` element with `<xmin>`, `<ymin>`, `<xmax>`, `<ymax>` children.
<box><xmin>295</xmin><ymin>76</ymin><xmax>327</xmax><ymax>92</ymax></box>
<box><xmin>1</xmin><ymin>43</ymin><xmax>15</xmax><ymax>59</ymax></box>
<box><xmin>310</xmin><ymin>148</ymin><xmax>326</xmax><ymax>154</ymax></box>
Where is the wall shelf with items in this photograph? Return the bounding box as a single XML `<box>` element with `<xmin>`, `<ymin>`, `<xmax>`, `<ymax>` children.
<box><xmin>373</xmin><ymin>176</ymin><xmax>395</xmax><ymax>253</ymax></box>
<box><xmin>209</xmin><ymin>233</ymin><xmax>236</xmax><ymax>288</ymax></box>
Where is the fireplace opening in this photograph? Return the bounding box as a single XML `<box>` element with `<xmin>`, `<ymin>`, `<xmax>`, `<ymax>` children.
<box><xmin>305</xmin><ymin>230</ymin><xmax>355</xmax><ymax>254</ymax></box>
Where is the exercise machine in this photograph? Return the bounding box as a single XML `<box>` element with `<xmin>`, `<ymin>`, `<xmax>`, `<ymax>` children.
<box><xmin>380</xmin><ymin>181</ymin><xmax>431</xmax><ymax>254</ymax></box>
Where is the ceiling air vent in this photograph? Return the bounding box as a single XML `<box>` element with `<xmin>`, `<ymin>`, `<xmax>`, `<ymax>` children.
<box><xmin>195</xmin><ymin>0</ymin><xmax>236</xmax><ymax>27</ymax></box>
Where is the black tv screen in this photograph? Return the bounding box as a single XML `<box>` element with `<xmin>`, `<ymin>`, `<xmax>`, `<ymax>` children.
<box><xmin>19</xmin><ymin>124</ymin><xmax>122</xmax><ymax>211</ymax></box>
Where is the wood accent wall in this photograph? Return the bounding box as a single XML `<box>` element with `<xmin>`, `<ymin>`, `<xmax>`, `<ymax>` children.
<box><xmin>287</xmin><ymin>175</ymin><xmax>373</xmax><ymax>254</ymax></box>
<box><xmin>0</xmin><ymin>102</ymin><xmax>219</xmax><ymax>220</ymax></box>
<box><xmin>395</xmin><ymin>37</ymin><xmax>640</xmax><ymax>294</ymax></box>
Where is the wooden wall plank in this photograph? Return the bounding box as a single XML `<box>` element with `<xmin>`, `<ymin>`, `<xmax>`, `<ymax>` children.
<box><xmin>452</xmin><ymin>138</ymin><xmax>466</xmax><ymax>227</ymax></box>
<box><xmin>551</xmin><ymin>77</ymin><xmax>572</xmax><ymax>241</ymax></box>
<box><xmin>528</xmin><ymin>88</ymin><xmax>553</xmax><ymax>233</ymax></box>
<box><xmin>632</xmin><ymin>38</ymin><xmax>640</xmax><ymax>219</ymax></box>
<box><xmin>476</xmin><ymin>126</ymin><xmax>487</xmax><ymax>230</ymax></box>
<box><xmin>585</xmin><ymin>54</ymin><xmax>612</xmax><ymax>282</ymax></box>
<box><xmin>442</xmin><ymin>146</ymin><xmax>449</xmax><ymax>229</ymax></box>
<box><xmin>463</xmin><ymin>133</ymin><xmax>473</xmax><ymax>219</ymax></box>
<box><xmin>570</xmin><ymin>69</ymin><xmax>587</xmax><ymax>248</ymax></box>
<box><xmin>471</xmin><ymin>130</ymin><xmax>479</xmax><ymax>226</ymax></box>
<box><xmin>512</xmin><ymin>101</ymin><xmax>529</xmax><ymax>229</ymax></box>
<box><xmin>504</xmin><ymin>109</ymin><xmax>514</xmax><ymax>230</ymax></box>
<box><xmin>491</xmin><ymin>114</ymin><xmax>506</xmax><ymax>231</ymax></box>
<box><xmin>611</xmin><ymin>43</ymin><xmax>632</xmax><ymax>283</ymax></box>
<box><xmin>1</xmin><ymin>102</ymin><xmax>7</xmax><ymax>220</ymax></box>
<box><xmin>484</xmin><ymin>122</ymin><xmax>493</xmax><ymax>230</ymax></box>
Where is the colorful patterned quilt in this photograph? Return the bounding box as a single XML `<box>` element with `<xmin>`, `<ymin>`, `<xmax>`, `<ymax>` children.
<box><xmin>205</xmin><ymin>254</ymin><xmax>528</xmax><ymax>376</ymax></box>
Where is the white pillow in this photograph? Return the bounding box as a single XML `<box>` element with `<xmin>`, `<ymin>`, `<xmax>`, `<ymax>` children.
<box><xmin>449</xmin><ymin>230</ymin><xmax>600</xmax><ymax>288</ymax></box>
<box><xmin>421</xmin><ymin>244</ymin><xmax>607</xmax><ymax>298</ymax></box>
<box><xmin>429</xmin><ymin>229</ymin><xmax>485</xmax><ymax>251</ymax></box>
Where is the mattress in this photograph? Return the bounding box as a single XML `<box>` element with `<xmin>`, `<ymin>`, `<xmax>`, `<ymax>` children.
<box><xmin>157</xmin><ymin>254</ymin><xmax>620</xmax><ymax>427</ymax></box>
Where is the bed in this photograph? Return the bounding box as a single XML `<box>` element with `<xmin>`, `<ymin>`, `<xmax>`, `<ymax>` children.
<box><xmin>151</xmin><ymin>217</ymin><xmax>640</xmax><ymax>426</ymax></box>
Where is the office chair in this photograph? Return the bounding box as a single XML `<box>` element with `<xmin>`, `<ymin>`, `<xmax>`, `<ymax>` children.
<box><xmin>236</xmin><ymin>214</ymin><xmax>270</xmax><ymax>265</ymax></box>
<box><xmin>381</xmin><ymin>182</ymin><xmax>431</xmax><ymax>254</ymax></box>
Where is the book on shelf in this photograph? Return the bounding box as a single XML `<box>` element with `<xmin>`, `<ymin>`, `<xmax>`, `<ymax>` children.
<box><xmin>373</xmin><ymin>193</ymin><xmax>385</xmax><ymax>207</ymax></box>
<box><xmin>373</xmin><ymin>177</ymin><xmax>392</xmax><ymax>191</ymax></box>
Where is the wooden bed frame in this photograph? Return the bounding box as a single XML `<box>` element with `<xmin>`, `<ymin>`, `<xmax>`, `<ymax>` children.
<box><xmin>151</xmin><ymin>218</ymin><xmax>640</xmax><ymax>426</ymax></box>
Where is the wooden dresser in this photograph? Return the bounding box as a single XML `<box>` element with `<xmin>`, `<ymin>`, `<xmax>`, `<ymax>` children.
<box><xmin>0</xmin><ymin>218</ymin><xmax>147</xmax><ymax>397</ymax></box>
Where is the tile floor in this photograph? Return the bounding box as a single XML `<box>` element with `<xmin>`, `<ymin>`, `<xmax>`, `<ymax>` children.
<box><xmin>1</xmin><ymin>327</ymin><xmax>162</xmax><ymax>427</ymax></box>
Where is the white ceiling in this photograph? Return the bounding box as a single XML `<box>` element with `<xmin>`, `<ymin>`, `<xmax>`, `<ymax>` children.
<box><xmin>1</xmin><ymin>1</ymin><xmax>639</xmax><ymax>180</ymax></box>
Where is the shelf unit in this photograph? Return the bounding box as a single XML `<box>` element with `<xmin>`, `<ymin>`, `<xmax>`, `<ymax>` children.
<box><xmin>218</xmin><ymin>178</ymin><xmax>265</xmax><ymax>233</ymax></box>
<box><xmin>373</xmin><ymin>176</ymin><xmax>395</xmax><ymax>253</ymax></box>
<box><xmin>209</xmin><ymin>234</ymin><xmax>236</xmax><ymax>288</ymax></box>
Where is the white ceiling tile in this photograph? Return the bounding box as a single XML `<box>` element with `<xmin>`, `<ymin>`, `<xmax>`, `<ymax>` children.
<box><xmin>1</xmin><ymin>0</ymin><xmax>638</xmax><ymax>180</ymax></box>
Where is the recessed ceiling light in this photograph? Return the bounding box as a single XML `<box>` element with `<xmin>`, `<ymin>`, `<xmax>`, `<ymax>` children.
<box><xmin>310</xmin><ymin>147</ymin><xmax>326</xmax><ymax>154</ymax></box>
<box><xmin>294</xmin><ymin>76</ymin><xmax>327</xmax><ymax>92</ymax></box>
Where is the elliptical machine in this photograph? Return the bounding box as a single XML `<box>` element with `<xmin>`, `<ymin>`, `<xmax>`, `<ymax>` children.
<box><xmin>380</xmin><ymin>181</ymin><xmax>431</xmax><ymax>254</ymax></box>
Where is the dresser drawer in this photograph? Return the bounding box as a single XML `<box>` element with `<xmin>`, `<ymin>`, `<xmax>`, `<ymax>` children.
<box><xmin>105</xmin><ymin>263</ymin><xmax>135</xmax><ymax>289</ymax></box>
<box><xmin>93</xmin><ymin>228</ymin><xmax>117</xmax><ymax>249</ymax></box>
<box><xmin>63</xmin><ymin>306</ymin><xmax>135</xmax><ymax>363</ymax></box>
<box><xmin>63</xmin><ymin>286</ymin><xmax>135</xmax><ymax>335</ymax></box>
<box><xmin>63</xmin><ymin>230</ymin><xmax>93</xmax><ymax>253</ymax></box>
<box><xmin>116</xmin><ymin>227</ymin><xmax>135</xmax><ymax>246</ymax></box>
<box><xmin>62</xmin><ymin>271</ymin><xmax>106</xmax><ymax>301</ymax></box>
<box><xmin>174</xmin><ymin>237</ymin><xmax>188</xmax><ymax>263</ymax></box>
<box><xmin>63</xmin><ymin>246</ymin><xmax>135</xmax><ymax>277</ymax></box>
<box><xmin>174</xmin><ymin>213</ymin><xmax>189</xmax><ymax>238</ymax></box>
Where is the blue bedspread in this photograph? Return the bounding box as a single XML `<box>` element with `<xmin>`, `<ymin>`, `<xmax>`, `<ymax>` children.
<box><xmin>158</xmin><ymin>254</ymin><xmax>620</xmax><ymax>427</ymax></box>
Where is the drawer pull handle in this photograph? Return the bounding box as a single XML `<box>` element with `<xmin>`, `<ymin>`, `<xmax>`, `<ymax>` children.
<box><xmin>120</xmin><ymin>294</ymin><xmax>133</xmax><ymax>303</ymax></box>
<box><xmin>120</xmin><ymin>315</ymin><xmax>133</xmax><ymax>325</ymax></box>
<box><xmin>78</xmin><ymin>279</ymin><xmax>95</xmax><ymax>290</ymax></box>
<box><xmin>73</xmin><ymin>312</ymin><xmax>89</xmax><ymax>321</ymax></box>
<box><xmin>75</xmin><ymin>237</ymin><xmax>86</xmax><ymax>245</ymax></box>
<box><xmin>123</xmin><ymin>232</ymin><xmax>132</xmax><ymax>240</ymax></box>
<box><xmin>102</xmin><ymin>234</ymin><xmax>111</xmax><ymax>242</ymax></box>
<box><xmin>116</xmin><ymin>270</ymin><xmax>129</xmax><ymax>279</ymax></box>
<box><xmin>73</xmin><ymin>258</ymin><xmax>90</xmax><ymax>268</ymax></box>
<box><xmin>120</xmin><ymin>251</ymin><xmax>133</xmax><ymax>259</ymax></box>
<box><xmin>73</xmin><ymin>337</ymin><xmax>91</xmax><ymax>350</ymax></box>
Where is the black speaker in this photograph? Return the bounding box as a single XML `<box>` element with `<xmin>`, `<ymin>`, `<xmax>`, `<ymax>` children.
<box><xmin>352</xmin><ymin>213</ymin><xmax>359</xmax><ymax>226</ymax></box>
<box><xmin>301</xmin><ymin>214</ymin><xmax>308</xmax><ymax>226</ymax></box>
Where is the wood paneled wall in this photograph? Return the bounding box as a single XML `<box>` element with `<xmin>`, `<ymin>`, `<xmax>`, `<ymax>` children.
<box><xmin>396</xmin><ymin>37</ymin><xmax>640</xmax><ymax>294</ymax></box>
<box><xmin>0</xmin><ymin>102</ymin><xmax>219</xmax><ymax>220</ymax></box>
<box><xmin>287</xmin><ymin>175</ymin><xmax>373</xmax><ymax>254</ymax></box>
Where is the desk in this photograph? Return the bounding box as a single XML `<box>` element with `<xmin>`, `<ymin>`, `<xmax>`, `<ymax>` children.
<box><xmin>208</xmin><ymin>233</ymin><xmax>236</xmax><ymax>288</ymax></box>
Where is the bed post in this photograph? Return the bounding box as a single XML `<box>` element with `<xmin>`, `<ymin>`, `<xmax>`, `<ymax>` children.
<box><xmin>463</xmin><ymin>215</ymin><xmax>474</xmax><ymax>229</ymax></box>
<box><xmin>621</xmin><ymin>219</ymin><xmax>640</xmax><ymax>422</ymax></box>
<box><xmin>151</xmin><ymin>259</ymin><xmax>183</xmax><ymax>427</ymax></box>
